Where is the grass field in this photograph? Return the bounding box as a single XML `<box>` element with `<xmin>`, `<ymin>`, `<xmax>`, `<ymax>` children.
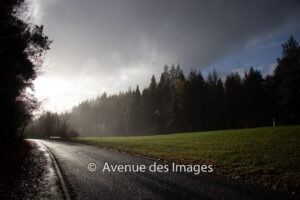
<box><xmin>72</xmin><ymin>126</ymin><xmax>300</xmax><ymax>178</ymax></box>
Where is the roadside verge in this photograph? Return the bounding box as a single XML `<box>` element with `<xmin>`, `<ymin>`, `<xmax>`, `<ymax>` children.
<box><xmin>36</xmin><ymin>140</ymin><xmax>71</xmax><ymax>200</ymax></box>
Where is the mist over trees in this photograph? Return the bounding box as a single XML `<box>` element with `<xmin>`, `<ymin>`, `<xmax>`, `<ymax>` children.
<box><xmin>25</xmin><ymin>112</ymin><xmax>78</xmax><ymax>138</ymax></box>
<box><xmin>0</xmin><ymin>1</ymin><xmax>51</xmax><ymax>146</ymax></box>
<box><xmin>26</xmin><ymin>36</ymin><xmax>300</xmax><ymax>138</ymax></box>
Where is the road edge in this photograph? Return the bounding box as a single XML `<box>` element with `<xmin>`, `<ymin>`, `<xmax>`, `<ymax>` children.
<box><xmin>39</xmin><ymin>141</ymin><xmax>71</xmax><ymax>200</ymax></box>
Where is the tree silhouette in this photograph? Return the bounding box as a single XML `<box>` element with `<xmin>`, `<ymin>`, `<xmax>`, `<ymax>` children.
<box><xmin>224</xmin><ymin>73</ymin><xmax>242</xmax><ymax>128</ymax></box>
<box><xmin>274</xmin><ymin>36</ymin><xmax>300</xmax><ymax>124</ymax></box>
<box><xmin>0</xmin><ymin>0</ymin><xmax>51</xmax><ymax>147</ymax></box>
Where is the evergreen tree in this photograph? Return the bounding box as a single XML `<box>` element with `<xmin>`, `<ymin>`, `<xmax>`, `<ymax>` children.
<box><xmin>185</xmin><ymin>70</ymin><xmax>206</xmax><ymax>131</ymax></box>
<box><xmin>242</xmin><ymin>67</ymin><xmax>265</xmax><ymax>127</ymax></box>
<box><xmin>273</xmin><ymin>36</ymin><xmax>300</xmax><ymax>124</ymax></box>
<box><xmin>224</xmin><ymin>73</ymin><xmax>242</xmax><ymax>128</ymax></box>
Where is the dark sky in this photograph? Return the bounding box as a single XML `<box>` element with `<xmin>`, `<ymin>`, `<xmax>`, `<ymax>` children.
<box><xmin>29</xmin><ymin>0</ymin><xmax>300</xmax><ymax>112</ymax></box>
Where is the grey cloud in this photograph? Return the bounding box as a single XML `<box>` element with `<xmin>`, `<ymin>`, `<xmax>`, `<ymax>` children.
<box><xmin>30</xmin><ymin>0</ymin><xmax>300</xmax><ymax>111</ymax></box>
<box><xmin>39</xmin><ymin>0</ymin><xmax>300</xmax><ymax>72</ymax></box>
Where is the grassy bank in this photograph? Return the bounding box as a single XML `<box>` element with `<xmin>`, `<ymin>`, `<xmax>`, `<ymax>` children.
<box><xmin>72</xmin><ymin>126</ymin><xmax>300</xmax><ymax>193</ymax></box>
<box><xmin>72</xmin><ymin>126</ymin><xmax>299</xmax><ymax>175</ymax></box>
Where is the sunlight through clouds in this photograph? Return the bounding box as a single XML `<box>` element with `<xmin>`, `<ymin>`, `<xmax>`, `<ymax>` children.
<box><xmin>28</xmin><ymin>0</ymin><xmax>56</xmax><ymax>24</ymax></box>
<box><xmin>27</xmin><ymin>0</ymin><xmax>300</xmax><ymax>113</ymax></box>
<box><xmin>33</xmin><ymin>59</ymin><xmax>154</xmax><ymax>113</ymax></box>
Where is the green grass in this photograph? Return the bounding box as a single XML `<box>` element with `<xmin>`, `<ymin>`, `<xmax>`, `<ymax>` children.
<box><xmin>71</xmin><ymin>126</ymin><xmax>300</xmax><ymax>176</ymax></box>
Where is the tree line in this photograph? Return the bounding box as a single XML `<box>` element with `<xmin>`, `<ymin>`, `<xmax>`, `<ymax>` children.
<box><xmin>25</xmin><ymin>112</ymin><xmax>78</xmax><ymax>138</ymax></box>
<box><xmin>26</xmin><ymin>36</ymin><xmax>300</xmax><ymax>138</ymax></box>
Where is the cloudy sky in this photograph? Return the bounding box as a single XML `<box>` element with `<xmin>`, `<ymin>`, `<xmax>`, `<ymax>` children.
<box><xmin>28</xmin><ymin>0</ymin><xmax>300</xmax><ymax>113</ymax></box>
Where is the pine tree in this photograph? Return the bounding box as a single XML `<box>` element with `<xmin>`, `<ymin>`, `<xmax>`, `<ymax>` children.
<box><xmin>274</xmin><ymin>36</ymin><xmax>300</xmax><ymax>124</ymax></box>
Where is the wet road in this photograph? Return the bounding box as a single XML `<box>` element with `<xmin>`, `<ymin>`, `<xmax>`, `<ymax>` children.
<box><xmin>38</xmin><ymin>140</ymin><xmax>291</xmax><ymax>200</ymax></box>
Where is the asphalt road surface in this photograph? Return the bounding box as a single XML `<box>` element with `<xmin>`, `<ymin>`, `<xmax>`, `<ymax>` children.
<box><xmin>37</xmin><ymin>140</ymin><xmax>292</xmax><ymax>200</ymax></box>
